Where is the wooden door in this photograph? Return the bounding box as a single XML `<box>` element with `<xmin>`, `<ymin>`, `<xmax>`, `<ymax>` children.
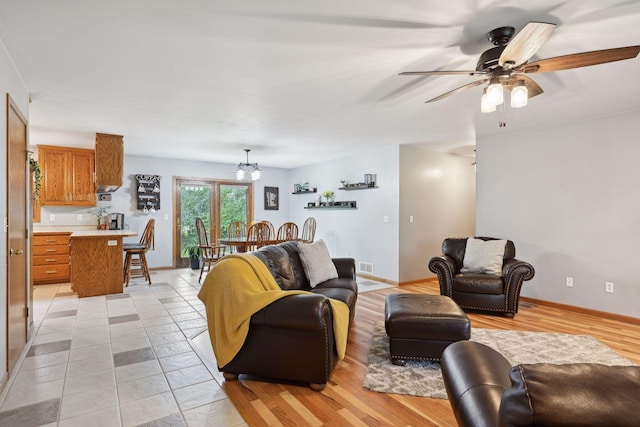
<box><xmin>7</xmin><ymin>95</ymin><xmax>29</xmax><ymax>374</ymax></box>
<box><xmin>69</xmin><ymin>149</ymin><xmax>95</xmax><ymax>205</ymax></box>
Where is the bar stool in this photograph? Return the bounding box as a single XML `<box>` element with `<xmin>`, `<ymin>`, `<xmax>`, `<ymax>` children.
<box><xmin>123</xmin><ymin>219</ymin><xmax>155</xmax><ymax>286</ymax></box>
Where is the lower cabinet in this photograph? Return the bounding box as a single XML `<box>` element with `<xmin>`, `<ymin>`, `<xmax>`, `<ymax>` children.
<box><xmin>33</xmin><ymin>232</ymin><xmax>71</xmax><ymax>284</ymax></box>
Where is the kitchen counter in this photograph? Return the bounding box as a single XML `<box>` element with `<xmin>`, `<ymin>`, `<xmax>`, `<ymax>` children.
<box><xmin>33</xmin><ymin>228</ymin><xmax>139</xmax><ymax>297</ymax></box>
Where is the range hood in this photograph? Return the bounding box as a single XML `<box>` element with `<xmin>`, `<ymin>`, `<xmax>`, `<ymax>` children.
<box><xmin>95</xmin><ymin>133</ymin><xmax>124</xmax><ymax>193</ymax></box>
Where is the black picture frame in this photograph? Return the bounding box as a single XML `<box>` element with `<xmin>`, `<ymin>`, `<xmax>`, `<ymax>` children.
<box><xmin>264</xmin><ymin>186</ymin><xmax>279</xmax><ymax>210</ymax></box>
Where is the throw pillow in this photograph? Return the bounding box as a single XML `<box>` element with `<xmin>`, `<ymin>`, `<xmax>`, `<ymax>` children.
<box><xmin>461</xmin><ymin>238</ymin><xmax>507</xmax><ymax>276</ymax></box>
<box><xmin>297</xmin><ymin>239</ymin><xmax>339</xmax><ymax>287</ymax></box>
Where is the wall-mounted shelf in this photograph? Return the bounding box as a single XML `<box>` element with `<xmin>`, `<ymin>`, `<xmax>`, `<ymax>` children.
<box><xmin>292</xmin><ymin>189</ymin><xmax>317</xmax><ymax>194</ymax></box>
<box><xmin>339</xmin><ymin>185</ymin><xmax>378</xmax><ymax>191</ymax></box>
<box><xmin>304</xmin><ymin>201</ymin><xmax>357</xmax><ymax>209</ymax></box>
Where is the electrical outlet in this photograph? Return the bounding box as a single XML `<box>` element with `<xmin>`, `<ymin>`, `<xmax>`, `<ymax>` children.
<box><xmin>49</xmin><ymin>214</ymin><xmax>55</xmax><ymax>221</ymax></box>
<box><xmin>605</xmin><ymin>282</ymin><xmax>614</xmax><ymax>293</ymax></box>
<box><xmin>77</xmin><ymin>214</ymin><xmax>83</xmax><ymax>221</ymax></box>
<box><xmin>383</xmin><ymin>215</ymin><xmax>389</xmax><ymax>223</ymax></box>
<box><xmin>566</xmin><ymin>277</ymin><xmax>573</xmax><ymax>287</ymax></box>
<box><xmin>409</xmin><ymin>215</ymin><xmax>414</xmax><ymax>223</ymax></box>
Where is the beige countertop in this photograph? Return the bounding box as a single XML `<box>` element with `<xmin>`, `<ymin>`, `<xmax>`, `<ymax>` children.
<box><xmin>34</xmin><ymin>227</ymin><xmax>137</xmax><ymax>238</ymax></box>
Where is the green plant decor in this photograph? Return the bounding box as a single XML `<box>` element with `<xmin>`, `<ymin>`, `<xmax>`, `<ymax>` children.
<box><xmin>185</xmin><ymin>244</ymin><xmax>200</xmax><ymax>258</ymax></box>
<box><xmin>28</xmin><ymin>153</ymin><xmax>42</xmax><ymax>201</ymax></box>
<box><xmin>322</xmin><ymin>190</ymin><xmax>335</xmax><ymax>202</ymax></box>
<box><xmin>92</xmin><ymin>206</ymin><xmax>111</xmax><ymax>226</ymax></box>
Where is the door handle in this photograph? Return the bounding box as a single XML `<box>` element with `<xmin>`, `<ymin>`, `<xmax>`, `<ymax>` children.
<box><xmin>9</xmin><ymin>248</ymin><xmax>24</xmax><ymax>256</ymax></box>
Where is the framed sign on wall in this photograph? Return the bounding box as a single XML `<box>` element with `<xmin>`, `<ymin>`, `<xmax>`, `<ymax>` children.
<box><xmin>264</xmin><ymin>186</ymin><xmax>279</xmax><ymax>210</ymax></box>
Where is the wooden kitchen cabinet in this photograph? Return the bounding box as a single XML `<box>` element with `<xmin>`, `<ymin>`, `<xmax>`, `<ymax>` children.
<box><xmin>32</xmin><ymin>232</ymin><xmax>71</xmax><ymax>284</ymax></box>
<box><xmin>38</xmin><ymin>145</ymin><xmax>96</xmax><ymax>206</ymax></box>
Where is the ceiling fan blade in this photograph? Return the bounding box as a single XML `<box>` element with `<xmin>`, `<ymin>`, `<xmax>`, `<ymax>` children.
<box><xmin>499</xmin><ymin>22</ymin><xmax>556</xmax><ymax>69</ymax></box>
<box><xmin>426</xmin><ymin>79</ymin><xmax>488</xmax><ymax>103</ymax></box>
<box><xmin>505</xmin><ymin>75</ymin><xmax>544</xmax><ymax>98</ymax></box>
<box><xmin>400</xmin><ymin>70</ymin><xmax>486</xmax><ymax>76</ymax></box>
<box><xmin>518</xmin><ymin>45</ymin><xmax>640</xmax><ymax>73</ymax></box>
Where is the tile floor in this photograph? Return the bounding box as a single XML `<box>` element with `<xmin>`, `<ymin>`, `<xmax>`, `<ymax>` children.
<box><xmin>0</xmin><ymin>269</ymin><xmax>246</xmax><ymax>427</ymax></box>
<box><xmin>0</xmin><ymin>268</ymin><xmax>393</xmax><ymax>426</ymax></box>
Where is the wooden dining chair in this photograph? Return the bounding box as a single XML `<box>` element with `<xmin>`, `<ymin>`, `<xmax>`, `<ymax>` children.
<box><xmin>276</xmin><ymin>222</ymin><xmax>299</xmax><ymax>242</ymax></box>
<box><xmin>299</xmin><ymin>217</ymin><xmax>317</xmax><ymax>243</ymax></box>
<box><xmin>259</xmin><ymin>220</ymin><xmax>275</xmax><ymax>239</ymax></box>
<box><xmin>227</xmin><ymin>221</ymin><xmax>246</xmax><ymax>253</ymax></box>
<box><xmin>123</xmin><ymin>219</ymin><xmax>155</xmax><ymax>286</ymax></box>
<box><xmin>245</xmin><ymin>222</ymin><xmax>271</xmax><ymax>251</ymax></box>
<box><xmin>196</xmin><ymin>217</ymin><xmax>226</xmax><ymax>282</ymax></box>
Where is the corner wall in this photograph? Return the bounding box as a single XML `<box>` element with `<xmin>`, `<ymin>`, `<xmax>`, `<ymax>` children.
<box><xmin>288</xmin><ymin>147</ymin><xmax>400</xmax><ymax>282</ymax></box>
<box><xmin>399</xmin><ymin>145</ymin><xmax>476</xmax><ymax>283</ymax></box>
<box><xmin>477</xmin><ymin>110</ymin><xmax>640</xmax><ymax>318</ymax></box>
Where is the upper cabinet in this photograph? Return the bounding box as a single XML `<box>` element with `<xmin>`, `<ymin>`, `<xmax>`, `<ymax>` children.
<box><xmin>95</xmin><ymin>133</ymin><xmax>124</xmax><ymax>192</ymax></box>
<box><xmin>38</xmin><ymin>145</ymin><xmax>96</xmax><ymax>206</ymax></box>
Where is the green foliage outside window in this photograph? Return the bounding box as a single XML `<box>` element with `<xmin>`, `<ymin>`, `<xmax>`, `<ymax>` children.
<box><xmin>180</xmin><ymin>185</ymin><xmax>248</xmax><ymax>257</ymax></box>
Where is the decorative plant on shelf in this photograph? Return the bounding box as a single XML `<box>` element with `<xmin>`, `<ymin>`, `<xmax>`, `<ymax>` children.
<box><xmin>322</xmin><ymin>190</ymin><xmax>335</xmax><ymax>203</ymax></box>
<box><xmin>28</xmin><ymin>152</ymin><xmax>42</xmax><ymax>201</ymax></box>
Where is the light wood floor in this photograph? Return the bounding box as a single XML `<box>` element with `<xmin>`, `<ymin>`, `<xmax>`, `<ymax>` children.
<box><xmin>218</xmin><ymin>282</ymin><xmax>640</xmax><ymax>426</ymax></box>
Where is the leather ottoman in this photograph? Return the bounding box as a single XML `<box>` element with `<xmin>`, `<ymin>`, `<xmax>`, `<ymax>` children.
<box><xmin>385</xmin><ymin>294</ymin><xmax>470</xmax><ymax>365</ymax></box>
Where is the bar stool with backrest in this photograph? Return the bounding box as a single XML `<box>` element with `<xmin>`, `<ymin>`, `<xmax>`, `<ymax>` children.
<box><xmin>196</xmin><ymin>217</ymin><xmax>226</xmax><ymax>282</ymax></box>
<box><xmin>276</xmin><ymin>222</ymin><xmax>299</xmax><ymax>242</ymax></box>
<box><xmin>123</xmin><ymin>219</ymin><xmax>155</xmax><ymax>286</ymax></box>
<box><xmin>299</xmin><ymin>217</ymin><xmax>317</xmax><ymax>243</ymax></box>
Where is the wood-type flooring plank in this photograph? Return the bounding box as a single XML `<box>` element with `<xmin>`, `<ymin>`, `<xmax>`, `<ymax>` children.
<box><xmin>222</xmin><ymin>282</ymin><xmax>640</xmax><ymax>426</ymax></box>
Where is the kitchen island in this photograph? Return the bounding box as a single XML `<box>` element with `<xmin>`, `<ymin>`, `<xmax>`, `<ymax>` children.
<box><xmin>69</xmin><ymin>229</ymin><xmax>137</xmax><ymax>297</ymax></box>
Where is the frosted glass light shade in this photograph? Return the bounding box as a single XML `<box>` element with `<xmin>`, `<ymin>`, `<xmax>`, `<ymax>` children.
<box><xmin>486</xmin><ymin>79</ymin><xmax>503</xmax><ymax>105</ymax></box>
<box><xmin>251</xmin><ymin>169</ymin><xmax>261</xmax><ymax>180</ymax></box>
<box><xmin>235</xmin><ymin>169</ymin><xmax>245</xmax><ymax>180</ymax></box>
<box><xmin>481</xmin><ymin>91</ymin><xmax>496</xmax><ymax>113</ymax></box>
<box><xmin>511</xmin><ymin>84</ymin><xmax>528</xmax><ymax>108</ymax></box>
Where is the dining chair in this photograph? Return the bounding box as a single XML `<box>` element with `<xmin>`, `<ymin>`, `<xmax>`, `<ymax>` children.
<box><xmin>196</xmin><ymin>217</ymin><xmax>226</xmax><ymax>282</ymax></box>
<box><xmin>245</xmin><ymin>222</ymin><xmax>271</xmax><ymax>251</ymax></box>
<box><xmin>259</xmin><ymin>220</ymin><xmax>275</xmax><ymax>239</ymax></box>
<box><xmin>276</xmin><ymin>222</ymin><xmax>299</xmax><ymax>242</ymax></box>
<box><xmin>227</xmin><ymin>221</ymin><xmax>246</xmax><ymax>253</ymax></box>
<box><xmin>299</xmin><ymin>217</ymin><xmax>317</xmax><ymax>243</ymax></box>
<box><xmin>123</xmin><ymin>218</ymin><xmax>155</xmax><ymax>286</ymax></box>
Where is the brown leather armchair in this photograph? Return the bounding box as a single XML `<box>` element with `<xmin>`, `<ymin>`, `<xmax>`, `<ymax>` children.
<box><xmin>428</xmin><ymin>237</ymin><xmax>534</xmax><ymax>317</ymax></box>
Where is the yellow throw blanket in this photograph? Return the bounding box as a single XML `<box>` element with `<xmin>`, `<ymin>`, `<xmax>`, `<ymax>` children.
<box><xmin>197</xmin><ymin>253</ymin><xmax>350</xmax><ymax>368</ymax></box>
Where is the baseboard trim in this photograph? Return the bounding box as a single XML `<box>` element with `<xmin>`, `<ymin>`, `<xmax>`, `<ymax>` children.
<box><xmin>521</xmin><ymin>296</ymin><xmax>640</xmax><ymax>325</ymax></box>
<box><xmin>356</xmin><ymin>273</ymin><xmax>397</xmax><ymax>286</ymax></box>
<box><xmin>399</xmin><ymin>277</ymin><xmax>438</xmax><ymax>286</ymax></box>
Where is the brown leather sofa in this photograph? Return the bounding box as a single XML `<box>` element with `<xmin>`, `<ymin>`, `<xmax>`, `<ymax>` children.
<box><xmin>428</xmin><ymin>237</ymin><xmax>534</xmax><ymax>317</ymax></box>
<box><xmin>441</xmin><ymin>340</ymin><xmax>640</xmax><ymax>427</ymax></box>
<box><xmin>219</xmin><ymin>241</ymin><xmax>358</xmax><ymax>390</ymax></box>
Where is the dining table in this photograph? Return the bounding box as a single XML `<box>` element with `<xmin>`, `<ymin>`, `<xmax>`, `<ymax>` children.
<box><xmin>219</xmin><ymin>237</ymin><xmax>285</xmax><ymax>253</ymax></box>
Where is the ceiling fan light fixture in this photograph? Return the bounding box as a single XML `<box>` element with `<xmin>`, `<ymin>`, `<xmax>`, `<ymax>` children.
<box><xmin>481</xmin><ymin>88</ymin><xmax>496</xmax><ymax>113</ymax></box>
<box><xmin>486</xmin><ymin>78</ymin><xmax>504</xmax><ymax>105</ymax></box>
<box><xmin>511</xmin><ymin>81</ymin><xmax>528</xmax><ymax>108</ymax></box>
<box><xmin>234</xmin><ymin>148</ymin><xmax>261</xmax><ymax>181</ymax></box>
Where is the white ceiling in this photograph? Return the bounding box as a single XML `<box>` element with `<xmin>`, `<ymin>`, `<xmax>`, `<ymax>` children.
<box><xmin>0</xmin><ymin>0</ymin><xmax>639</xmax><ymax>168</ymax></box>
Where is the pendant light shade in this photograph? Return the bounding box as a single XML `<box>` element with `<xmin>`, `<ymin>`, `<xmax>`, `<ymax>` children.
<box><xmin>511</xmin><ymin>81</ymin><xmax>529</xmax><ymax>108</ymax></box>
<box><xmin>234</xmin><ymin>149</ymin><xmax>261</xmax><ymax>181</ymax></box>
<box><xmin>486</xmin><ymin>77</ymin><xmax>504</xmax><ymax>106</ymax></box>
<box><xmin>481</xmin><ymin>88</ymin><xmax>496</xmax><ymax>113</ymax></box>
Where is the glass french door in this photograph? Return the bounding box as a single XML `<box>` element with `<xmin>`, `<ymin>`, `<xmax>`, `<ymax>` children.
<box><xmin>174</xmin><ymin>178</ymin><xmax>253</xmax><ymax>267</ymax></box>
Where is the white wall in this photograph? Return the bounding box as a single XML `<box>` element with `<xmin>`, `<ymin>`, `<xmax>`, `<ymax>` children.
<box><xmin>288</xmin><ymin>147</ymin><xmax>400</xmax><ymax>282</ymax></box>
<box><xmin>0</xmin><ymin>39</ymin><xmax>30</xmax><ymax>381</ymax></box>
<box><xmin>477</xmin><ymin>110</ymin><xmax>640</xmax><ymax>318</ymax></box>
<box><xmin>36</xmin><ymin>151</ymin><xmax>290</xmax><ymax>268</ymax></box>
<box><xmin>399</xmin><ymin>146</ymin><xmax>476</xmax><ymax>282</ymax></box>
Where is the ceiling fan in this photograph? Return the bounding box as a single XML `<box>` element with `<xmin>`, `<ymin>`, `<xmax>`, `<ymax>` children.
<box><xmin>399</xmin><ymin>22</ymin><xmax>640</xmax><ymax>112</ymax></box>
